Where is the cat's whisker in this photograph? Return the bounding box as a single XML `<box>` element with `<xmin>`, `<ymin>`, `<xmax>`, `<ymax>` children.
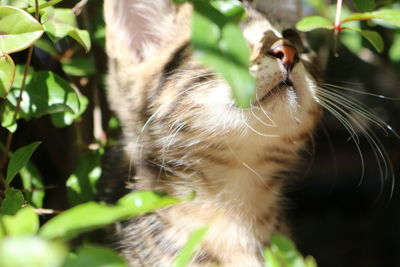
<box><xmin>241</xmin><ymin>108</ymin><xmax>280</xmax><ymax>138</ymax></box>
<box><xmin>324</xmin><ymin>82</ymin><xmax>400</xmax><ymax>101</ymax></box>
<box><xmin>320</xmin><ymin>87</ymin><xmax>391</xmax><ymax>135</ymax></box>
<box><xmin>318</xmin><ymin>87</ymin><xmax>395</xmax><ymax>199</ymax></box>
<box><xmin>317</xmin><ymin>97</ymin><xmax>366</xmax><ymax>180</ymax></box>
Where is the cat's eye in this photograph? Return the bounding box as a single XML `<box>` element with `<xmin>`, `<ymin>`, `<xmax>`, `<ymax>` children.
<box><xmin>282</xmin><ymin>29</ymin><xmax>309</xmax><ymax>54</ymax></box>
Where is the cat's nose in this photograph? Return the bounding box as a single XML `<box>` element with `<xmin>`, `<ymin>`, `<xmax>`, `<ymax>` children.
<box><xmin>268</xmin><ymin>39</ymin><xmax>298</xmax><ymax>71</ymax></box>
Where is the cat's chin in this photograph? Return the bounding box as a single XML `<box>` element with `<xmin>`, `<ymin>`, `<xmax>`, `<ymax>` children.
<box><xmin>257</xmin><ymin>79</ymin><xmax>294</xmax><ymax>103</ymax></box>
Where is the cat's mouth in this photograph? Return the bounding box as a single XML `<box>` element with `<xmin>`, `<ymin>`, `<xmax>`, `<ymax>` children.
<box><xmin>258</xmin><ymin>78</ymin><xmax>294</xmax><ymax>103</ymax></box>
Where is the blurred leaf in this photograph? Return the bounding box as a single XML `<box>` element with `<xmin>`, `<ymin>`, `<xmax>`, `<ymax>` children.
<box><xmin>0</xmin><ymin>206</ymin><xmax>39</xmax><ymax>238</ymax></box>
<box><xmin>41</xmin><ymin>8</ymin><xmax>91</xmax><ymax>52</ymax></box>
<box><xmin>263</xmin><ymin>235</ymin><xmax>317</xmax><ymax>267</ymax></box>
<box><xmin>264</xmin><ymin>248</ymin><xmax>281</xmax><ymax>267</ymax></box>
<box><xmin>211</xmin><ymin>0</ymin><xmax>246</xmax><ymax>23</ymax></box>
<box><xmin>174</xmin><ymin>227</ymin><xmax>208</xmax><ymax>267</ymax></box>
<box><xmin>6</xmin><ymin>141</ymin><xmax>41</xmax><ymax>185</ymax></box>
<box><xmin>66</xmin><ymin>150</ymin><xmax>102</xmax><ymax>206</ymax></box>
<box><xmin>0</xmin><ymin>6</ymin><xmax>44</xmax><ymax>54</ymax></box>
<box><xmin>345</xmin><ymin>27</ymin><xmax>384</xmax><ymax>52</ymax></box>
<box><xmin>12</xmin><ymin>64</ymin><xmax>34</xmax><ymax>88</ymax></box>
<box><xmin>0</xmin><ymin>189</ymin><xmax>24</xmax><ymax>215</ymax></box>
<box><xmin>61</xmin><ymin>57</ymin><xmax>96</xmax><ymax>77</ymax></box>
<box><xmin>20</xmin><ymin>163</ymin><xmax>45</xmax><ymax>208</ymax></box>
<box><xmin>0</xmin><ymin>0</ymin><xmax>29</xmax><ymax>8</ymax></box>
<box><xmin>7</xmin><ymin>71</ymin><xmax>83</xmax><ymax>120</ymax></box>
<box><xmin>0</xmin><ymin>54</ymin><xmax>15</xmax><ymax>98</ymax></box>
<box><xmin>304</xmin><ymin>0</ymin><xmax>326</xmax><ymax>13</ymax></box>
<box><xmin>0</xmin><ymin>103</ymin><xmax>18</xmax><ymax>132</ymax></box>
<box><xmin>296</xmin><ymin>16</ymin><xmax>333</xmax><ymax>32</ymax></box>
<box><xmin>35</xmin><ymin>38</ymin><xmax>59</xmax><ymax>58</ymax></box>
<box><xmin>26</xmin><ymin>0</ymin><xmax>62</xmax><ymax>12</ymax></box>
<box><xmin>389</xmin><ymin>32</ymin><xmax>400</xmax><ymax>62</ymax></box>
<box><xmin>353</xmin><ymin>0</ymin><xmax>375</xmax><ymax>12</ymax></box>
<box><xmin>340</xmin><ymin>28</ymin><xmax>363</xmax><ymax>54</ymax></box>
<box><xmin>343</xmin><ymin>10</ymin><xmax>400</xmax><ymax>27</ymax></box>
<box><xmin>63</xmin><ymin>246</ymin><xmax>128</xmax><ymax>267</ymax></box>
<box><xmin>39</xmin><ymin>191</ymin><xmax>181</xmax><ymax>241</ymax></box>
<box><xmin>192</xmin><ymin>0</ymin><xmax>255</xmax><ymax>107</ymax></box>
<box><xmin>0</xmin><ymin>236</ymin><xmax>67</xmax><ymax>267</ymax></box>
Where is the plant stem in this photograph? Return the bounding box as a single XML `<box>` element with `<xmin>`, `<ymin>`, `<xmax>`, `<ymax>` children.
<box><xmin>333</xmin><ymin>0</ymin><xmax>343</xmax><ymax>56</ymax></box>
<box><xmin>0</xmin><ymin>0</ymin><xmax>40</xmax><ymax>172</ymax></box>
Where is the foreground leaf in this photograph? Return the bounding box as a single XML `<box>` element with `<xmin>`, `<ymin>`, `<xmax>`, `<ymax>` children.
<box><xmin>0</xmin><ymin>236</ymin><xmax>67</xmax><ymax>267</ymax></box>
<box><xmin>0</xmin><ymin>54</ymin><xmax>15</xmax><ymax>98</ymax></box>
<box><xmin>63</xmin><ymin>246</ymin><xmax>128</xmax><ymax>267</ymax></box>
<box><xmin>0</xmin><ymin>189</ymin><xmax>24</xmax><ymax>215</ymax></box>
<box><xmin>0</xmin><ymin>206</ymin><xmax>39</xmax><ymax>238</ymax></box>
<box><xmin>6</xmin><ymin>141</ymin><xmax>41</xmax><ymax>185</ymax></box>
<box><xmin>39</xmin><ymin>191</ymin><xmax>181</xmax><ymax>241</ymax></box>
<box><xmin>192</xmin><ymin>1</ymin><xmax>255</xmax><ymax>107</ymax></box>
<box><xmin>0</xmin><ymin>6</ymin><xmax>44</xmax><ymax>54</ymax></box>
<box><xmin>174</xmin><ymin>227</ymin><xmax>208</xmax><ymax>267</ymax></box>
<box><xmin>296</xmin><ymin>16</ymin><xmax>333</xmax><ymax>32</ymax></box>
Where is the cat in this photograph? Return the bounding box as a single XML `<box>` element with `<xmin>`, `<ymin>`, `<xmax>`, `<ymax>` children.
<box><xmin>100</xmin><ymin>0</ymin><xmax>323</xmax><ymax>266</ymax></box>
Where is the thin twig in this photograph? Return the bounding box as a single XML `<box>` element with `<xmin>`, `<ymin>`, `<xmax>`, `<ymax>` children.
<box><xmin>72</xmin><ymin>0</ymin><xmax>89</xmax><ymax>15</ymax></box>
<box><xmin>333</xmin><ymin>0</ymin><xmax>343</xmax><ymax>56</ymax></box>
<box><xmin>34</xmin><ymin>208</ymin><xmax>62</xmax><ymax>215</ymax></box>
<box><xmin>19</xmin><ymin>185</ymin><xmax>59</xmax><ymax>192</ymax></box>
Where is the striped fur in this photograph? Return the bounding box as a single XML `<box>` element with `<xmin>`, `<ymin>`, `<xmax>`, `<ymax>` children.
<box><xmin>102</xmin><ymin>0</ymin><xmax>322</xmax><ymax>266</ymax></box>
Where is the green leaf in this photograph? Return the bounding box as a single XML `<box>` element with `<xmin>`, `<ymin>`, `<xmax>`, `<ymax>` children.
<box><xmin>6</xmin><ymin>141</ymin><xmax>41</xmax><ymax>184</ymax></box>
<box><xmin>191</xmin><ymin>1</ymin><xmax>255</xmax><ymax>107</ymax></box>
<box><xmin>211</xmin><ymin>0</ymin><xmax>246</xmax><ymax>23</ymax></box>
<box><xmin>0</xmin><ymin>102</ymin><xmax>18</xmax><ymax>132</ymax></box>
<box><xmin>353</xmin><ymin>0</ymin><xmax>375</xmax><ymax>12</ymax></box>
<box><xmin>0</xmin><ymin>0</ymin><xmax>30</xmax><ymax>8</ymax></box>
<box><xmin>343</xmin><ymin>10</ymin><xmax>400</xmax><ymax>27</ymax></box>
<box><xmin>264</xmin><ymin>248</ymin><xmax>281</xmax><ymax>267</ymax></box>
<box><xmin>34</xmin><ymin>37</ymin><xmax>59</xmax><ymax>58</ymax></box>
<box><xmin>50</xmin><ymin>95</ymin><xmax>88</xmax><ymax>127</ymax></box>
<box><xmin>296</xmin><ymin>16</ymin><xmax>333</xmax><ymax>32</ymax></box>
<box><xmin>174</xmin><ymin>227</ymin><xmax>208</xmax><ymax>267</ymax></box>
<box><xmin>27</xmin><ymin>0</ymin><xmax>63</xmax><ymax>13</ymax></box>
<box><xmin>42</xmin><ymin>8</ymin><xmax>91</xmax><ymax>52</ymax></box>
<box><xmin>39</xmin><ymin>191</ymin><xmax>181</xmax><ymax>241</ymax></box>
<box><xmin>66</xmin><ymin>150</ymin><xmax>102</xmax><ymax>206</ymax></box>
<box><xmin>0</xmin><ymin>54</ymin><xmax>15</xmax><ymax>98</ymax></box>
<box><xmin>61</xmin><ymin>57</ymin><xmax>96</xmax><ymax>77</ymax></box>
<box><xmin>389</xmin><ymin>32</ymin><xmax>400</xmax><ymax>62</ymax></box>
<box><xmin>7</xmin><ymin>71</ymin><xmax>84</xmax><ymax>120</ymax></box>
<box><xmin>20</xmin><ymin>163</ymin><xmax>45</xmax><ymax>208</ymax></box>
<box><xmin>344</xmin><ymin>27</ymin><xmax>384</xmax><ymax>52</ymax></box>
<box><xmin>0</xmin><ymin>236</ymin><xmax>67</xmax><ymax>267</ymax></box>
<box><xmin>0</xmin><ymin>189</ymin><xmax>24</xmax><ymax>215</ymax></box>
<box><xmin>63</xmin><ymin>246</ymin><xmax>128</xmax><ymax>267</ymax></box>
<box><xmin>0</xmin><ymin>206</ymin><xmax>39</xmax><ymax>238</ymax></box>
<box><xmin>0</xmin><ymin>6</ymin><xmax>44</xmax><ymax>54</ymax></box>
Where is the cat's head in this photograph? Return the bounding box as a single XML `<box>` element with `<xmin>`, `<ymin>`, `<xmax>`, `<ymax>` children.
<box><xmin>105</xmin><ymin>0</ymin><xmax>322</xmax><ymax>145</ymax></box>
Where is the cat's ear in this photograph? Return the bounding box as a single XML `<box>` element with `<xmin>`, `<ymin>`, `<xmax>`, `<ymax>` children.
<box><xmin>252</xmin><ymin>0</ymin><xmax>302</xmax><ymax>25</ymax></box>
<box><xmin>104</xmin><ymin>0</ymin><xmax>190</xmax><ymax>63</ymax></box>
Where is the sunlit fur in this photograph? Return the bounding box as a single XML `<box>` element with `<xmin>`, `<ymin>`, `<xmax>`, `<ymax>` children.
<box><xmin>102</xmin><ymin>0</ymin><xmax>325</xmax><ymax>266</ymax></box>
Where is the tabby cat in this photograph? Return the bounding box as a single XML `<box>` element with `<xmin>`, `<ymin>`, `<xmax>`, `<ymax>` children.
<box><xmin>100</xmin><ymin>0</ymin><xmax>323</xmax><ymax>266</ymax></box>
